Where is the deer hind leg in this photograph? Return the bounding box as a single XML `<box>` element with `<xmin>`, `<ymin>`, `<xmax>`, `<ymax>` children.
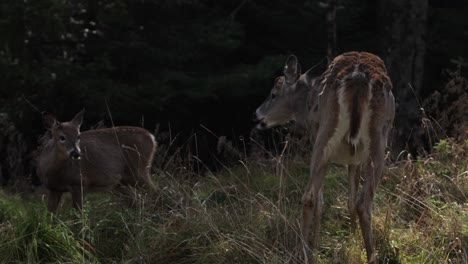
<box><xmin>123</xmin><ymin>150</ymin><xmax>154</xmax><ymax>193</ymax></box>
<box><xmin>47</xmin><ymin>190</ymin><xmax>63</xmax><ymax>211</ymax></box>
<box><xmin>348</xmin><ymin>164</ymin><xmax>361</xmax><ymax>231</ymax></box>
<box><xmin>122</xmin><ymin>165</ymin><xmax>156</xmax><ymax>203</ymax></box>
<box><xmin>138</xmin><ymin>162</ymin><xmax>157</xmax><ymax>195</ymax></box>
<box><xmin>117</xmin><ymin>184</ymin><xmax>139</xmax><ymax>207</ymax></box>
<box><xmin>357</xmin><ymin>140</ymin><xmax>385</xmax><ymax>263</ymax></box>
<box><xmin>114</xmin><ymin>172</ymin><xmax>139</xmax><ymax>208</ymax></box>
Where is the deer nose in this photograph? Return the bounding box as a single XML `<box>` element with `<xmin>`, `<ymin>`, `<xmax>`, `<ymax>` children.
<box><xmin>70</xmin><ymin>149</ymin><xmax>81</xmax><ymax>160</ymax></box>
<box><xmin>255</xmin><ymin>121</ymin><xmax>267</xmax><ymax>130</ymax></box>
<box><xmin>252</xmin><ymin>112</ymin><xmax>263</xmax><ymax>122</ymax></box>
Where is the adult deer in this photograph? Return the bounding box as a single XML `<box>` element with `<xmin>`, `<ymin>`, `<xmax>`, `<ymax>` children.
<box><xmin>36</xmin><ymin>109</ymin><xmax>157</xmax><ymax>211</ymax></box>
<box><xmin>254</xmin><ymin>51</ymin><xmax>395</xmax><ymax>263</ymax></box>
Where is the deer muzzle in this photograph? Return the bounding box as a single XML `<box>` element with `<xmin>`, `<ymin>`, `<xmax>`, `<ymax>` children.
<box><xmin>70</xmin><ymin>148</ymin><xmax>81</xmax><ymax>160</ymax></box>
<box><xmin>253</xmin><ymin>109</ymin><xmax>268</xmax><ymax>130</ymax></box>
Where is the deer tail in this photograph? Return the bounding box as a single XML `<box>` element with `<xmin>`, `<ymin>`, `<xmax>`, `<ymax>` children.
<box><xmin>345</xmin><ymin>75</ymin><xmax>370</xmax><ymax>154</ymax></box>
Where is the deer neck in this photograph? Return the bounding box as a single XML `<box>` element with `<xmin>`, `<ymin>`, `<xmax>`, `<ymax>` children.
<box><xmin>289</xmin><ymin>86</ymin><xmax>314</xmax><ymax>132</ymax></box>
<box><xmin>39</xmin><ymin>140</ymin><xmax>78</xmax><ymax>182</ymax></box>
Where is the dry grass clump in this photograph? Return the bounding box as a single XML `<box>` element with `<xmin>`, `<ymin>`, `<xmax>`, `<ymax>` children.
<box><xmin>375</xmin><ymin>139</ymin><xmax>468</xmax><ymax>263</ymax></box>
<box><xmin>423</xmin><ymin>67</ymin><xmax>468</xmax><ymax>142</ymax></box>
<box><xmin>0</xmin><ymin>137</ymin><xmax>467</xmax><ymax>263</ymax></box>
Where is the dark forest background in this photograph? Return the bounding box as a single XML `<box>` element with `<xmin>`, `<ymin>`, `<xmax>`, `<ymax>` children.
<box><xmin>0</xmin><ymin>0</ymin><xmax>467</xmax><ymax>190</ymax></box>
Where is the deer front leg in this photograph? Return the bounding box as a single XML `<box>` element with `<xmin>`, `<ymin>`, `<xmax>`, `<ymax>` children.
<box><xmin>47</xmin><ymin>190</ymin><xmax>63</xmax><ymax>211</ymax></box>
<box><xmin>301</xmin><ymin>171</ymin><xmax>326</xmax><ymax>249</ymax></box>
<box><xmin>301</xmin><ymin>147</ymin><xmax>329</xmax><ymax>260</ymax></box>
<box><xmin>348</xmin><ymin>164</ymin><xmax>361</xmax><ymax>231</ymax></box>
<box><xmin>71</xmin><ymin>187</ymin><xmax>84</xmax><ymax>211</ymax></box>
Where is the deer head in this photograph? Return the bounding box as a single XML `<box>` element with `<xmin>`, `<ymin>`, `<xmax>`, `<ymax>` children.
<box><xmin>42</xmin><ymin>109</ymin><xmax>84</xmax><ymax>160</ymax></box>
<box><xmin>254</xmin><ymin>55</ymin><xmax>318</xmax><ymax>130</ymax></box>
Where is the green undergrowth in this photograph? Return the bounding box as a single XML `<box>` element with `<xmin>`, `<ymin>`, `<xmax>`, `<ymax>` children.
<box><xmin>0</xmin><ymin>139</ymin><xmax>467</xmax><ymax>263</ymax></box>
<box><xmin>0</xmin><ymin>192</ymin><xmax>96</xmax><ymax>263</ymax></box>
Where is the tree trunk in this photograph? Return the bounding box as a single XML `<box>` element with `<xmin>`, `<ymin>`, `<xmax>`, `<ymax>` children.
<box><xmin>0</xmin><ymin>113</ymin><xmax>32</xmax><ymax>191</ymax></box>
<box><xmin>327</xmin><ymin>0</ymin><xmax>337</xmax><ymax>65</ymax></box>
<box><xmin>378</xmin><ymin>0</ymin><xmax>428</xmax><ymax>156</ymax></box>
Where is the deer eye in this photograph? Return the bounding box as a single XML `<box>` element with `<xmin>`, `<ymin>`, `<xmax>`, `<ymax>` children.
<box><xmin>59</xmin><ymin>135</ymin><xmax>66</xmax><ymax>142</ymax></box>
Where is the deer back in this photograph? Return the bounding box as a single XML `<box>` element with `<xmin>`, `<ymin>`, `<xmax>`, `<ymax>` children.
<box><xmin>79</xmin><ymin>126</ymin><xmax>156</xmax><ymax>190</ymax></box>
<box><xmin>36</xmin><ymin>110</ymin><xmax>156</xmax><ymax>192</ymax></box>
<box><xmin>316</xmin><ymin>51</ymin><xmax>394</xmax><ymax>164</ymax></box>
<box><xmin>253</xmin><ymin>52</ymin><xmax>394</xmax><ymax>164</ymax></box>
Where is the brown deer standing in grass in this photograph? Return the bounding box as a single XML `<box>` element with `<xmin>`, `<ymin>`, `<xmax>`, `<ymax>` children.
<box><xmin>254</xmin><ymin>51</ymin><xmax>395</xmax><ymax>263</ymax></box>
<box><xmin>36</xmin><ymin>109</ymin><xmax>157</xmax><ymax>211</ymax></box>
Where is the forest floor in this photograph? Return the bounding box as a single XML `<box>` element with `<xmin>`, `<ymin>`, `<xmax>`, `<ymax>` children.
<box><xmin>0</xmin><ymin>139</ymin><xmax>467</xmax><ymax>263</ymax></box>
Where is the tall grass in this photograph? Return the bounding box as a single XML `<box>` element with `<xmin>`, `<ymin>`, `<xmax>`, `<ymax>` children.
<box><xmin>0</xmin><ymin>138</ymin><xmax>467</xmax><ymax>263</ymax></box>
<box><xmin>0</xmin><ymin>192</ymin><xmax>96</xmax><ymax>263</ymax></box>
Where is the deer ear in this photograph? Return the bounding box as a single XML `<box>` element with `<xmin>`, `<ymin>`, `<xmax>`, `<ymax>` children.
<box><xmin>284</xmin><ymin>55</ymin><xmax>301</xmax><ymax>84</ymax></box>
<box><xmin>274</xmin><ymin>77</ymin><xmax>284</xmax><ymax>88</ymax></box>
<box><xmin>42</xmin><ymin>112</ymin><xmax>58</xmax><ymax>130</ymax></box>
<box><xmin>71</xmin><ymin>109</ymin><xmax>85</xmax><ymax>128</ymax></box>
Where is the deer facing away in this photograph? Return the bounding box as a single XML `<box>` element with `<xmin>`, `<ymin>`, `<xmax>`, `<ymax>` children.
<box><xmin>36</xmin><ymin>110</ymin><xmax>157</xmax><ymax>211</ymax></box>
<box><xmin>254</xmin><ymin>51</ymin><xmax>395</xmax><ymax>263</ymax></box>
